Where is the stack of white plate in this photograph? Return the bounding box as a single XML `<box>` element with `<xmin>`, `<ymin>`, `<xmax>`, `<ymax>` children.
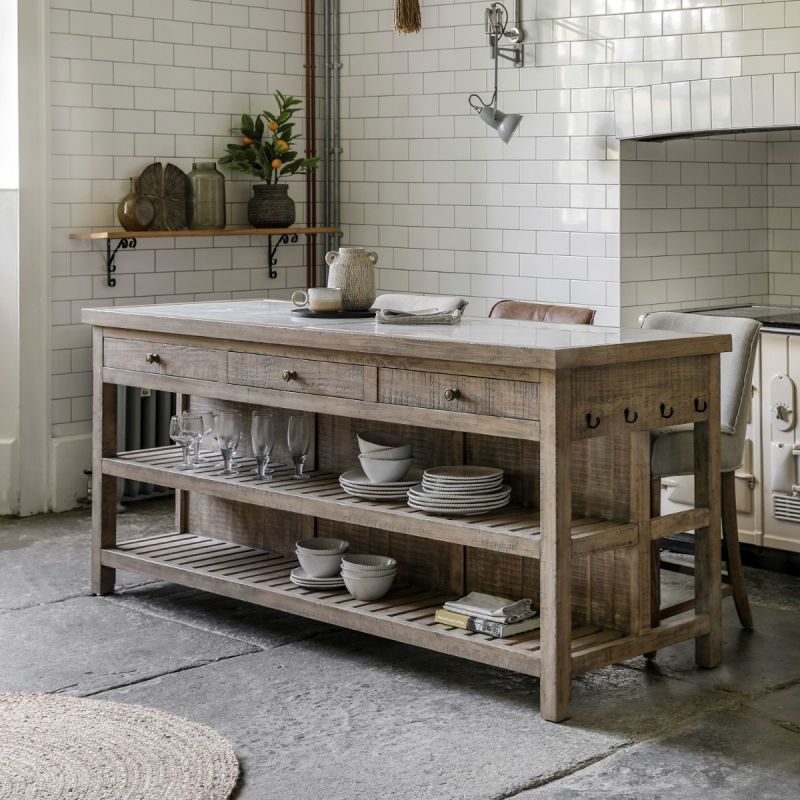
<box><xmin>290</xmin><ymin>566</ymin><xmax>346</xmax><ymax>589</ymax></box>
<box><xmin>407</xmin><ymin>466</ymin><xmax>511</xmax><ymax>515</ymax></box>
<box><xmin>339</xmin><ymin>468</ymin><xmax>422</xmax><ymax>500</ymax></box>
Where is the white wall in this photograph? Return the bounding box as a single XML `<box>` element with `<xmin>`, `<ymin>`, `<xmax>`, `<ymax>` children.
<box><xmin>0</xmin><ymin>190</ymin><xmax>20</xmax><ymax>514</ymax></box>
<box><xmin>50</xmin><ymin>0</ymin><xmax>311</xmax><ymax>508</ymax></box>
<box><xmin>337</xmin><ymin>0</ymin><xmax>800</xmax><ymax>325</ymax></box>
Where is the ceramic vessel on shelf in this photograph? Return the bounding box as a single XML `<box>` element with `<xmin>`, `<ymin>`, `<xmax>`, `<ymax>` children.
<box><xmin>325</xmin><ymin>247</ymin><xmax>378</xmax><ymax>311</ymax></box>
<box><xmin>117</xmin><ymin>177</ymin><xmax>156</xmax><ymax>232</ymax></box>
<box><xmin>248</xmin><ymin>183</ymin><xmax>295</xmax><ymax>228</ymax></box>
<box><xmin>187</xmin><ymin>162</ymin><xmax>226</xmax><ymax>230</ymax></box>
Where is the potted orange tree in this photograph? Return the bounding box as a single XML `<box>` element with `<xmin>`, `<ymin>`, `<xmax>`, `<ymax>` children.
<box><xmin>220</xmin><ymin>91</ymin><xmax>320</xmax><ymax>228</ymax></box>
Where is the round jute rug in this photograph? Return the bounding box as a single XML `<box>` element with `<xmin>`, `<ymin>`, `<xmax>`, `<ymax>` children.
<box><xmin>0</xmin><ymin>693</ymin><xmax>239</xmax><ymax>800</ymax></box>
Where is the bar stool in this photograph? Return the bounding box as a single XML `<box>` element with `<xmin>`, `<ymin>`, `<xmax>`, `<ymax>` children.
<box><xmin>489</xmin><ymin>300</ymin><xmax>596</xmax><ymax>325</ymax></box>
<box><xmin>641</xmin><ymin>312</ymin><xmax>760</xmax><ymax>634</ymax></box>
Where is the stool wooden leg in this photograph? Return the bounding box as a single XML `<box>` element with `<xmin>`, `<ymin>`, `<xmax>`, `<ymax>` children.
<box><xmin>645</xmin><ymin>477</ymin><xmax>662</xmax><ymax>660</ymax></box>
<box><xmin>721</xmin><ymin>471</ymin><xmax>753</xmax><ymax>630</ymax></box>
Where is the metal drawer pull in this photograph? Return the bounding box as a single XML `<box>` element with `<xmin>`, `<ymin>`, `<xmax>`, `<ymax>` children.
<box><xmin>586</xmin><ymin>413</ymin><xmax>601</xmax><ymax>429</ymax></box>
<box><xmin>443</xmin><ymin>388</ymin><xmax>460</xmax><ymax>401</ymax></box>
<box><xmin>694</xmin><ymin>398</ymin><xmax>707</xmax><ymax>413</ymax></box>
<box><xmin>660</xmin><ymin>403</ymin><xmax>674</xmax><ymax>418</ymax></box>
<box><xmin>282</xmin><ymin>369</ymin><xmax>297</xmax><ymax>382</ymax></box>
<box><xmin>624</xmin><ymin>408</ymin><xmax>638</xmax><ymax>423</ymax></box>
<box><xmin>144</xmin><ymin>353</ymin><xmax>160</xmax><ymax>364</ymax></box>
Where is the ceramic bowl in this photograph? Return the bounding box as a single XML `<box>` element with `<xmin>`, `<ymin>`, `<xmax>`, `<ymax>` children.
<box><xmin>363</xmin><ymin>445</ymin><xmax>413</xmax><ymax>460</ymax></box>
<box><xmin>358</xmin><ymin>455</ymin><xmax>413</xmax><ymax>483</ymax></box>
<box><xmin>295</xmin><ymin>537</ymin><xmax>349</xmax><ymax>555</ymax></box>
<box><xmin>342</xmin><ymin>572</ymin><xmax>396</xmax><ymax>601</ymax></box>
<box><xmin>296</xmin><ymin>549</ymin><xmax>345</xmax><ymax>578</ymax></box>
<box><xmin>357</xmin><ymin>432</ymin><xmax>411</xmax><ymax>455</ymax></box>
<box><xmin>341</xmin><ymin>566</ymin><xmax>397</xmax><ymax>579</ymax></box>
<box><xmin>342</xmin><ymin>554</ymin><xmax>397</xmax><ymax>571</ymax></box>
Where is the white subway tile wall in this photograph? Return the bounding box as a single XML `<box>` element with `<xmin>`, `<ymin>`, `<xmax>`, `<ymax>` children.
<box><xmin>621</xmin><ymin>130</ymin><xmax>800</xmax><ymax>326</ymax></box>
<box><xmin>51</xmin><ymin>0</ymin><xmax>313</xmax><ymax>438</ymax></box>
<box><xmin>52</xmin><ymin>0</ymin><xmax>800</xmax><ymax>438</ymax></box>
<box><xmin>337</xmin><ymin>0</ymin><xmax>800</xmax><ymax>326</ymax></box>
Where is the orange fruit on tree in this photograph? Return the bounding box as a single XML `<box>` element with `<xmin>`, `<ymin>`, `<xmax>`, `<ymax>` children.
<box><xmin>271</xmin><ymin>158</ymin><xmax>282</xmax><ymax>170</ymax></box>
<box><xmin>268</xmin><ymin>121</ymin><xmax>279</xmax><ymax>132</ymax></box>
<box><xmin>276</xmin><ymin>139</ymin><xmax>288</xmax><ymax>151</ymax></box>
<box><xmin>241</xmin><ymin>136</ymin><xmax>253</xmax><ymax>145</ymax></box>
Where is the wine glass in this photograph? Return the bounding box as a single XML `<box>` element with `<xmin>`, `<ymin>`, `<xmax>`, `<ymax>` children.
<box><xmin>181</xmin><ymin>413</ymin><xmax>205</xmax><ymax>466</ymax></box>
<box><xmin>184</xmin><ymin>410</ymin><xmax>214</xmax><ymax>465</ymax></box>
<box><xmin>251</xmin><ymin>411</ymin><xmax>275</xmax><ymax>479</ymax></box>
<box><xmin>287</xmin><ymin>415</ymin><xmax>311</xmax><ymax>480</ymax></box>
<box><xmin>214</xmin><ymin>411</ymin><xmax>242</xmax><ymax>476</ymax></box>
<box><xmin>169</xmin><ymin>414</ymin><xmax>195</xmax><ymax>471</ymax></box>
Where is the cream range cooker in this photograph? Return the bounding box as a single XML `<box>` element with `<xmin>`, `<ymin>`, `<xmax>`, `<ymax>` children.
<box><xmin>662</xmin><ymin>305</ymin><xmax>800</xmax><ymax>555</ymax></box>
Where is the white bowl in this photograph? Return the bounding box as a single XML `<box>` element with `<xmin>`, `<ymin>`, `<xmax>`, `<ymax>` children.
<box><xmin>358</xmin><ymin>455</ymin><xmax>413</xmax><ymax>483</ymax></box>
<box><xmin>341</xmin><ymin>567</ymin><xmax>397</xmax><ymax>579</ymax></box>
<box><xmin>342</xmin><ymin>554</ymin><xmax>397</xmax><ymax>571</ymax></box>
<box><xmin>357</xmin><ymin>431</ymin><xmax>410</xmax><ymax>455</ymax></box>
<box><xmin>296</xmin><ymin>549</ymin><xmax>344</xmax><ymax>578</ymax></box>
<box><xmin>363</xmin><ymin>444</ymin><xmax>413</xmax><ymax>460</ymax></box>
<box><xmin>295</xmin><ymin>537</ymin><xmax>349</xmax><ymax>555</ymax></box>
<box><xmin>343</xmin><ymin>572</ymin><xmax>396</xmax><ymax>601</ymax></box>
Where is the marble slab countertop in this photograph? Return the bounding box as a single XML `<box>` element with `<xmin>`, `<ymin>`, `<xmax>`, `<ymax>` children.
<box><xmin>82</xmin><ymin>299</ymin><xmax>731</xmax><ymax>370</ymax></box>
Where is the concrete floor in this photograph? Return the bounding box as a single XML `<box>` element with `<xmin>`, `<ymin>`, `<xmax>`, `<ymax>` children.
<box><xmin>1</xmin><ymin>499</ymin><xmax>799</xmax><ymax>800</ymax></box>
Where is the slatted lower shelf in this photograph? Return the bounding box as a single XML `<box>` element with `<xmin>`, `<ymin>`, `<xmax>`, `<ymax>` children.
<box><xmin>103</xmin><ymin>532</ymin><xmax>631</xmax><ymax>678</ymax></box>
<box><xmin>103</xmin><ymin>447</ymin><xmax>637</xmax><ymax>559</ymax></box>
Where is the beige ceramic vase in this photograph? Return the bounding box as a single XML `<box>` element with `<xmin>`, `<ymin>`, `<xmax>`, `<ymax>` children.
<box><xmin>325</xmin><ymin>247</ymin><xmax>378</xmax><ymax>311</ymax></box>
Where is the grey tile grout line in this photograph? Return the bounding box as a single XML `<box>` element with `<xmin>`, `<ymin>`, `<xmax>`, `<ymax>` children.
<box><xmin>77</xmin><ymin>650</ymin><xmax>259</xmax><ymax>700</ymax></box>
<box><xmin>103</xmin><ymin>588</ymin><xmax>347</xmax><ymax>652</ymax></box>
<box><xmin>498</xmin><ymin>676</ymin><xmax>800</xmax><ymax>799</ymax></box>
<box><xmin>0</xmin><ymin>579</ymin><xmax>159</xmax><ymax>615</ymax></box>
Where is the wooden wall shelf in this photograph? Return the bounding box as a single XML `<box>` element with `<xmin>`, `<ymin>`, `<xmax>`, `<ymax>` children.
<box><xmin>69</xmin><ymin>226</ymin><xmax>340</xmax><ymax>286</ymax></box>
<box><xmin>69</xmin><ymin>226</ymin><xmax>339</xmax><ymax>241</ymax></box>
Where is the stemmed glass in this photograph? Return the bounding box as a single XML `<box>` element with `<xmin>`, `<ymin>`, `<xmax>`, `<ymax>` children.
<box><xmin>287</xmin><ymin>415</ymin><xmax>311</xmax><ymax>480</ymax></box>
<box><xmin>185</xmin><ymin>410</ymin><xmax>214</xmax><ymax>465</ymax></box>
<box><xmin>170</xmin><ymin>413</ymin><xmax>203</xmax><ymax>471</ymax></box>
<box><xmin>251</xmin><ymin>411</ymin><xmax>275</xmax><ymax>479</ymax></box>
<box><xmin>213</xmin><ymin>411</ymin><xmax>242</xmax><ymax>476</ymax></box>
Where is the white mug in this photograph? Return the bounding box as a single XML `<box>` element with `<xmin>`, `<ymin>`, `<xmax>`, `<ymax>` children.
<box><xmin>291</xmin><ymin>287</ymin><xmax>343</xmax><ymax>313</ymax></box>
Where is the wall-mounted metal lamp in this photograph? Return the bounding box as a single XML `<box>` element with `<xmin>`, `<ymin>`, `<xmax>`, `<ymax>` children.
<box><xmin>468</xmin><ymin>2</ymin><xmax>524</xmax><ymax>144</ymax></box>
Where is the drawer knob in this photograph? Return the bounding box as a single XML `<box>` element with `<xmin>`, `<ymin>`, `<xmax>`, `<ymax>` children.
<box><xmin>443</xmin><ymin>388</ymin><xmax>460</xmax><ymax>401</ymax></box>
<box><xmin>282</xmin><ymin>369</ymin><xmax>297</xmax><ymax>382</ymax></box>
<box><xmin>144</xmin><ymin>353</ymin><xmax>160</xmax><ymax>364</ymax></box>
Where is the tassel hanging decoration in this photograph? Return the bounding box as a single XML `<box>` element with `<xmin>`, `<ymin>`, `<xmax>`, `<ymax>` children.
<box><xmin>394</xmin><ymin>0</ymin><xmax>421</xmax><ymax>34</ymax></box>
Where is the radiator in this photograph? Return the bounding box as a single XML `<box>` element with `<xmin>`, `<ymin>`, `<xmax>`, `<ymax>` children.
<box><xmin>117</xmin><ymin>386</ymin><xmax>175</xmax><ymax>502</ymax></box>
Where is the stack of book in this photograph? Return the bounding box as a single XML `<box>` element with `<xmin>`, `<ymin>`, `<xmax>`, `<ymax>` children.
<box><xmin>434</xmin><ymin>591</ymin><xmax>540</xmax><ymax>639</ymax></box>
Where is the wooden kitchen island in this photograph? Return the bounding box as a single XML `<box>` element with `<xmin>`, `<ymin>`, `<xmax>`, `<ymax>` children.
<box><xmin>82</xmin><ymin>300</ymin><xmax>730</xmax><ymax>722</ymax></box>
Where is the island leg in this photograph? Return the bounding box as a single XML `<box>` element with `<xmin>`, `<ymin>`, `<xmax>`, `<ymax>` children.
<box><xmin>91</xmin><ymin>328</ymin><xmax>117</xmax><ymax>595</ymax></box>
<box><xmin>539</xmin><ymin>370</ymin><xmax>573</xmax><ymax>722</ymax></box>
<box><xmin>694</xmin><ymin>354</ymin><xmax>722</xmax><ymax>667</ymax></box>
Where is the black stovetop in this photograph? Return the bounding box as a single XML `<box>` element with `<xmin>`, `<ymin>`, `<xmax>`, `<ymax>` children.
<box><xmin>690</xmin><ymin>305</ymin><xmax>800</xmax><ymax>331</ymax></box>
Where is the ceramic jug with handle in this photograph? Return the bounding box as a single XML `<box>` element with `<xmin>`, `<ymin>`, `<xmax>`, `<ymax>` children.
<box><xmin>325</xmin><ymin>247</ymin><xmax>378</xmax><ymax>311</ymax></box>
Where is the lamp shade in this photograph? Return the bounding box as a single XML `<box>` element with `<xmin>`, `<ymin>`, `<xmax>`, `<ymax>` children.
<box><xmin>477</xmin><ymin>106</ymin><xmax>522</xmax><ymax>144</ymax></box>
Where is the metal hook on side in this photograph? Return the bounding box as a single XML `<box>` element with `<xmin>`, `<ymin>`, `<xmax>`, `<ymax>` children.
<box><xmin>694</xmin><ymin>398</ymin><xmax>708</xmax><ymax>413</ymax></box>
<box><xmin>586</xmin><ymin>413</ymin><xmax>601</xmax><ymax>429</ymax></box>
<box><xmin>624</xmin><ymin>408</ymin><xmax>639</xmax><ymax>423</ymax></box>
<box><xmin>660</xmin><ymin>403</ymin><xmax>674</xmax><ymax>418</ymax></box>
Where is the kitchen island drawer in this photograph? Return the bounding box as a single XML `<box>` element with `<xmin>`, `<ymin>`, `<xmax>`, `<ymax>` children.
<box><xmin>228</xmin><ymin>351</ymin><xmax>365</xmax><ymax>400</ymax></box>
<box><xmin>103</xmin><ymin>337</ymin><xmax>227</xmax><ymax>382</ymax></box>
<box><xmin>377</xmin><ymin>368</ymin><xmax>539</xmax><ymax>419</ymax></box>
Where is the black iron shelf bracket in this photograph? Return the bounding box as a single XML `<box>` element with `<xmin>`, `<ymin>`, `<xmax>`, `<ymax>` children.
<box><xmin>266</xmin><ymin>232</ymin><xmax>299</xmax><ymax>279</ymax></box>
<box><xmin>105</xmin><ymin>238</ymin><xmax>137</xmax><ymax>287</ymax></box>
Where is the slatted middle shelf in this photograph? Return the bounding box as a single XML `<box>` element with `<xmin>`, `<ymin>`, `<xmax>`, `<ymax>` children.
<box><xmin>103</xmin><ymin>447</ymin><xmax>638</xmax><ymax>559</ymax></box>
<box><xmin>102</xmin><ymin>531</ymin><xmax>627</xmax><ymax>678</ymax></box>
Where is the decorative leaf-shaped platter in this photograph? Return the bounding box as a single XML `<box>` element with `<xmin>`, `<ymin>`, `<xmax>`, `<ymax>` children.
<box><xmin>139</xmin><ymin>162</ymin><xmax>188</xmax><ymax>231</ymax></box>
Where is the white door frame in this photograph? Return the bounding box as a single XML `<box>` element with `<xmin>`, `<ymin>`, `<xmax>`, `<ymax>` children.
<box><xmin>16</xmin><ymin>0</ymin><xmax>50</xmax><ymax>515</ymax></box>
